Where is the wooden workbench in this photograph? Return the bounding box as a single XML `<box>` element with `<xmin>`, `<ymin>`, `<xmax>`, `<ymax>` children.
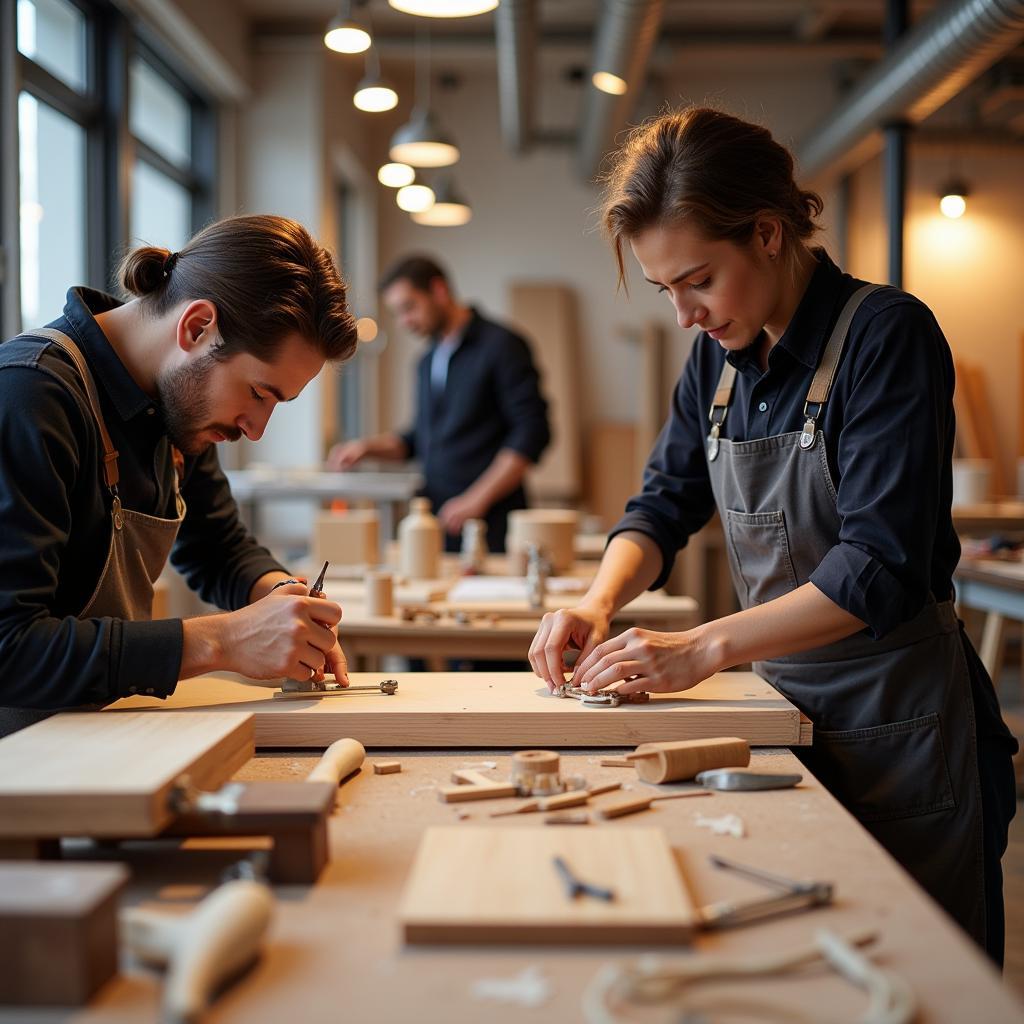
<box><xmin>109</xmin><ymin>671</ymin><xmax>812</xmax><ymax>749</ymax></box>
<box><xmin>4</xmin><ymin>747</ymin><xmax>1020</xmax><ymax>1022</ymax></box>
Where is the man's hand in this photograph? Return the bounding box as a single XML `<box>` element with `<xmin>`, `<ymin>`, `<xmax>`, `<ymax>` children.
<box><xmin>326</xmin><ymin>439</ymin><xmax>368</xmax><ymax>471</ymax></box>
<box><xmin>437</xmin><ymin>492</ymin><xmax>488</xmax><ymax>535</ymax></box>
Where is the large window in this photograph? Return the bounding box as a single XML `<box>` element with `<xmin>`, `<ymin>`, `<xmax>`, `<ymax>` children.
<box><xmin>9</xmin><ymin>0</ymin><xmax>215</xmax><ymax>330</ymax></box>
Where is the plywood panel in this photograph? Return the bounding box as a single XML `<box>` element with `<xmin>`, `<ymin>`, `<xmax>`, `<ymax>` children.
<box><xmin>108</xmin><ymin>672</ymin><xmax>809</xmax><ymax>750</ymax></box>
<box><xmin>508</xmin><ymin>283</ymin><xmax>582</xmax><ymax>501</ymax></box>
<box><xmin>400</xmin><ymin>826</ymin><xmax>695</xmax><ymax>945</ymax></box>
<box><xmin>0</xmin><ymin>712</ymin><xmax>254</xmax><ymax>838</ymax></box>
<box><xmin>586</xmin><ymin>420</ymin><xmax>638</xmax><ymax>531</ymax></box>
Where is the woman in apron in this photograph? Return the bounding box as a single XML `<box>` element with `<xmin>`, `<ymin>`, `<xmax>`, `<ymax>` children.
<box><xmin>528</xmin><ymin>107</ymin><xmax>1017</xmax><ymax>964</ymax></box>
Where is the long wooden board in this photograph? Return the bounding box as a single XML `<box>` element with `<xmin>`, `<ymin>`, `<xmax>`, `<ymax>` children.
<box><xmin>108</xmin><ymin>672</ymin><xmax>811</xmax><ymax>750</ymax></box>
<box><xmin>400</xmin><ymin>826</ymin><xmax>696</xmax><ymax>945</ymax></box>
<box><xmin>0</xmin><ymin>711</ymin><xmax>253</xmax><ymax>838</ymax></box>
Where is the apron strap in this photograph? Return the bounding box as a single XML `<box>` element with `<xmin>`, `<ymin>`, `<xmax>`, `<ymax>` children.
<box><xmin>22</xmin><ymin>328</ymin><xmax>121</xmax><ymax>491</ymax></box>
<box><xmin>706</xmin><ymin>361</ymin><xmax>737</xmax><ymax>459</ymax></box>
<box><xmin>800</xmin><ymin>284</ymin><xmax>881</xmax><ymax>449</ymax></box>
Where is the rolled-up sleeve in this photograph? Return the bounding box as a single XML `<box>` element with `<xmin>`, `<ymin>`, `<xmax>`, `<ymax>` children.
<box><xmin>609</xmin><ymin>341</ymin><xmax>717</xmax><ymax>589</ymax></box>
<box><xmin>809</xmin><ymin>301</ymin><xmax>953</xmax><ymax>638</ymax></box>
<box><xmin>495</xmin><ymin>335</ymin><xmax>550</xmax><ymax>463</ymax></box>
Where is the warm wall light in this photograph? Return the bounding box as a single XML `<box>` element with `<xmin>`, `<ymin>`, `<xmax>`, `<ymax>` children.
<box><xmin>324</xmin><ymin>3</ymin><xmax>371</xmax><ymax>53</ymax></box>
<box><xmin>388</xmin><ymin>0</ymin><xmax>498</xmax><ymax>16</ymax></box>
<box><xmin>397</xmin><ymin>181</ymin><xmax>436</xmax><ymax>213</ymax></box>
<box><xmin>378</xmin><ymin>162</ymin><xmax>416</xmax><ymax>187</ymax></box>
<box><xmin>356</xmin><ymin>316</ymin><xmax>379</xmax><ymax>342</ymax></box>
<box><xmin>939</xmin><ymin>180</ymin><xmax>969</xmax><ymax>219</ymax></box>
<box><xmin>592</xmin><ymin>70</ymin><xmax>627</xmax><ymax>95</ymax></box>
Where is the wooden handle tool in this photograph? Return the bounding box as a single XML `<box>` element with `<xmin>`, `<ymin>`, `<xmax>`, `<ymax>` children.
<box><xmin>122</xmin><ymin>878</ymin><xmax>274</xmax><ymax>1024</ymax></box>
<box><xmin>306</xmin><ymin>738</ymin><xmax>365</xmax><ymax>785</ymax></box>
<box><xmin>596</xmin><ymin>789</ymin><xmax>711</xmax><ymax>819</ymax></box>
<box><xmin>625</xmin><ymin>737</ymin><xmax>750</xmax><ymax>784</ymax></box>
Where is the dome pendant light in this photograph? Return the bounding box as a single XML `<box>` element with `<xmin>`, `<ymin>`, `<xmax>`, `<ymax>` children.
<box><xmin>388</xmin><ymin>1</ymin><xmax>499</xmax><ymax>16</ymax></box>
<box><xmin>324</xmin><ymin>1</ymin><xmax>371</xmax><ymax>54</ymax></box>
<box><xmin>396</xmin><ymin>178</ymin><xmax>436</xmax><ymax>213</ymax></box>
<box><xmin>411</xmin><ymin>175</ymin><xmax>472</xmax><ymax>225</ymax></box>
<box><xmin>388</xmin><ymin>26</ymin><xmax>460</xmax><ymax>168</ymax></box>
<box><xmin>939</xmin><ymin>179</ymin><xmax>969</xmax><ymax>220</ymax></box>
<box><xmin>378</xmin><ymin>162</ymin><xmax>416</xmax><ymax>187</ymax></box>
<box><xmin>354</xmin><ymin>46</ymin><xmax>398</xmax><ymax>112</ymax></box>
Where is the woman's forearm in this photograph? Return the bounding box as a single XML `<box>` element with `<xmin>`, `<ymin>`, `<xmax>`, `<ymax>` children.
<box><xmin>581</xmin><ymin>532</ymin><xmax>664</xmax><ymax>617</ymax></box>
<box><xmin>703</xmin><ymin>582</ymin><xmax>866</xmax><ymax>672</ymax></box>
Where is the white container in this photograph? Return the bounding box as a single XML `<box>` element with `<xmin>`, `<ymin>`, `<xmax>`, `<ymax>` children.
<box><xmin>507</xmin><ymin>509</ymin><xmax>579</xmax><ymax>573</ymax></box>
<box><xmin>951</xmin><ymin>458</ymin><xmax>992</xmax><ymax>507</ymax></box>
<box><xmin>398</xmin><ymin>497</ymin><xmax>442</xmax><ymax>580</ymax></box>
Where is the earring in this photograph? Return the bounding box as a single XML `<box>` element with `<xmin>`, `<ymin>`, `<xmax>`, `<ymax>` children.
<box><xmin>769</xmin><ymin>251</ymin><xmax>778</xmax><ymax>261</ymax></box>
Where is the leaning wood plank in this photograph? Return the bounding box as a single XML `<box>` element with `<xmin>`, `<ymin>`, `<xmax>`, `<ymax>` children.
<box><xmin>400</xmin><ymin>826</ymin><xmax>695</xmax><ymax>945</ymax></box>
<box><xmin>0</xmin><ymin>712</ymin><xmax>254</xmax><ymax>838</ymax></box>
<box><xmin>108</xmin><ymin>673</ymin><xmax>809</xmax><ymax>750</ymax></box>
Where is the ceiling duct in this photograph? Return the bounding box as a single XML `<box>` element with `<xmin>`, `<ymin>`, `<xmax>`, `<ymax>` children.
<box><xmin>495</xmin><ymin>0</ymin><xmax>537</xmax><ymax>155</ymax></box>
<box><xmin>797</xmin><ymin>0</ymin><xmax>1024</xmax><ymax>184</ymax></box>
<box><xmin>577</xmin><ymin>0</ymin><xmax>664</xmax><ymax>183</ymax></box>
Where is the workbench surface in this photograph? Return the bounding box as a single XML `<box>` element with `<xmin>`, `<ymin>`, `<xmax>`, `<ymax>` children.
<box><xmin>4</xmin><ymin>748</ymin><xmax>1021</xmax><ymax>1022</ymax></box>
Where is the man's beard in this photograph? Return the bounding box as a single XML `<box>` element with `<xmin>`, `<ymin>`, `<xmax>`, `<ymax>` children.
<box><xmin>156</xmin><ymin>353</ymin><xmax>240</xmax><ymax>455</ymax></box>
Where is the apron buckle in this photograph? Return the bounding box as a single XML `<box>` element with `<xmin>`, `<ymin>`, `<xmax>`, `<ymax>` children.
<box><xmin>111</xmin><ymin>494</ymin><xmax>124</xmax><ymax>531</ymax></box>
<box><xmin>707</xmin><ymin>423</ymin><xmax>721</xmax><ymax>462</ymax></box>
<box><xmin>800</xmin><ymin>417</ymin><xmax>817</xmax><ymax>450</ymax></box>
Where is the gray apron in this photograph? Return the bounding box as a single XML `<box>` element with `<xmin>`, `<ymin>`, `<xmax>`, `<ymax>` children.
<box><xmin>0</xmin><ymin>328</ymin><xmax>185</xmax><ymax>736</ymax></box>
<box><xmin>705</xmin><ymin>286</ymin><xmax>986</xmax><ymax>943</ymax></box>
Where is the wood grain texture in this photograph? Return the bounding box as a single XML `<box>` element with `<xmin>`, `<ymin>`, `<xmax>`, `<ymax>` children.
<box><xmin>108</xmin><ymin>672</ymin><xmax>810</xmax><ymax>750</ymax></box>
<box><xmin>399</xmin><ymin>826</ymin><xmax>696</xmax><ymax>944</ymax></box>
<box><xmin>0</xmin><ymin>712</ymin><xmax>254</xmax><ymax>837</ymax></box>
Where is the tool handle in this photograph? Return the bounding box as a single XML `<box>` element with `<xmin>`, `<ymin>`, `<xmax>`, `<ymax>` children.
<box><xmin>162</xmin><ymin>880</ymin><xmax>274</xmax><ymax>1024</ymax></box>
<box><xmin>306</xmin><ymin>738</ymin><xmax>365</xmax><ymax>785</ymax></box>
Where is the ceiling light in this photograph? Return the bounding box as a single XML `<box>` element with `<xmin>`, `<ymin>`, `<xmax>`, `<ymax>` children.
<box><xmin>388</xmin><ymin>0</ymin><xmax>499</xmax><ymax>16</ymax></box>
<box><xmin>378</xmin><ymin>162</ymin><xmax>416</xmax><ymax>187</ymax></box>
<box><xmin>354</xmin><ymin>80</ymin><xmax>398</xmax><ymax>112</ymax></box>
<box><xmin>356</xmin><ymin>316</ymin><xmax>379</xmax><ymax>342</ymax></box>
<box><xmin>592</xmin><ymin>70</ymin><xmax>627</xmax><ymax>95</ymax></box>
<box><xmin>939</xmin><ymin>180</ymin><xmax>968</xmax><ymax>219</ymax></box>
<box><xmin>324</xmin><ymin>3</ymin><xmax>371</xmax><ymax>54</ymax></box>
<box><xmin>390</xmin><ymin>108</ymin><xmax>459</xmax><ymax>167</ymax></box>
<box><xmin>411</xmin><ymin>176</ymin><xmax>472</xmax><ymax>226</ymax></box>
<box><xmin>397</xmin><ymin>181</ymin><xmax>436</xmax><ymax>213</ymax></box>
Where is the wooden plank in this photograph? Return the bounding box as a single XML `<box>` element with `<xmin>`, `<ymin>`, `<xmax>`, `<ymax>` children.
<box><xmin>586</xmin><ymin>420</ymin><xmax>638</xmax><ymax>531</ymax></box>
<box><xmin>961</xmin><ymin>363</ymin><xmax>1007</xmax><ymax>495</ymax></box>
<box><xmin>953</xmin><ymin>358</ymin><xmax>984</xmax><ymax>460</ymax></box>
<box><xmin>508</xmin><ymin>283</ymin><xmax>582</xmax><ymax>502</ymax></box>
<box><xmin>399</xmin><ymin>826</ymin><xmax>696</xmax><ymax>944</ymax></box>
<box><xmin>0</xmin><ymin>712</ymin><xmax>254</xmax><ymax>838</ymax></box>
<box><xmin>108</xmin><ymin>672</ymin><xmax>809</xmax><ymax>750</ymax></box>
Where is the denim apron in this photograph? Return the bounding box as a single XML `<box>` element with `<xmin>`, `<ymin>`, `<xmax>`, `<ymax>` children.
<box><xmin>705</xmin><ymin>286</ymin><xmax>986</xmax><ymax>944</ymax></box>
<box><xmin>0</xmin><ymin>328</ymin><xmax>185</xmax><ymax>737</ymax></box>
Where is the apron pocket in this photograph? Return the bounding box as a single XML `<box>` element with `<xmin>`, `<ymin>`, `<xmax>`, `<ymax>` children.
<box><xmin>724</xmin><ymin>508</ymin><xmax>798</xmax><ymax>605</ymax></box>
<box><xmin>811</xmin><ymin>712</ymin><xmax>956</xmax><ymax>823</ymax></box>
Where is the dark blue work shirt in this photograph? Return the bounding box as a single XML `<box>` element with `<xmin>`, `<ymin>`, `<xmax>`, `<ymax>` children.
<box><xmin>611</xmin><ymin>251</ymin><xmax>960</xmax><ymax>640</ymax></box>
<box><xmin>0</xmin><ymin>288</ymin><xmax>286</xmax><ymax>709</ymax></box>
<box><xmin>399</xmin><ymin>307</ymin><xmax>551</xmax><ymax>550</ymax></box>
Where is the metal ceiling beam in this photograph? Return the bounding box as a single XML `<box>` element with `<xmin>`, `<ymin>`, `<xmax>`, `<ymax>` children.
<box><xmin>576</xmin><ymin>0</ymin><xmax>665</xmax><ymax>183</ymax></box>
<box><xmin>797</xmin><ymin>0</ymin><xmax>1024</xmax><ymax>184</ymax></box>
<box><xmin>495</xmin><ymin>0</ymin><xmax>537</xmax><ymax>155</ymax></box>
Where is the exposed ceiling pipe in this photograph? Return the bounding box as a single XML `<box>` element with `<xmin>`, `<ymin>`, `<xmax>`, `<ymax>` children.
<box><xmin>577</xmin><ymin>0</ymin><xmax>665</xmax><ymax>183</ymax></box>
<box><xmin>494</xmin><ymin>0</ymin><xmax>537</xmax><ymax>155</ymax></box>
<box><xmin>797</xmin><ymin>0</ymin><xmax>1024</xmax><ymax>184</ymax></box>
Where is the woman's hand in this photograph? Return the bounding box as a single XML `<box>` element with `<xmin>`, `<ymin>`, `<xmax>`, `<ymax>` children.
<box><xmin>571</xmin><ymin>626</ymin><xmax>719</xmax><ymax>695</ymax></box>
<box><xmin>529</xmin><ymin>605</ymin><xmax>611</xmax><ymax>691</ymax></box>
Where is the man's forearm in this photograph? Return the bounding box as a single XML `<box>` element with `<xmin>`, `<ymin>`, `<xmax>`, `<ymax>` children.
<box><xmin>464</xmin><ymin>448</ymin><xmax>530</xmax><ymax>510</ymax></box>
<box><xmin>581</xmin><ymin>532</ymin><xmax>663</xmax><ymax>617</ymax></box>
<box><xmin>361</xmin><ymin>433</ymin><xmax>410</xmax><ymax>461</ymax></box>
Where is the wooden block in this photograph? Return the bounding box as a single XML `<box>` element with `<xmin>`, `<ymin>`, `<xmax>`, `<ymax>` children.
<box><xmin>400</xmin><ymin>826</ymin><xmax>696</xmax><ymax>944</ymax></box>
<box><xmin>373</xmin><ymin>760</ymin><xmax>402</xmax><ymax>775</ymax></box>
<box><xmin>313</xmin><ymin>509</ymin><xmax>379</xmax><ymax>567</ymax></box>
<box><xmin>0</xmin><ymin>712</ymin><xmax>253</xmax><ymax>838</ymax></box>
<box><xmin>107</xmin><ymin>672</ymin><xmax>810</xmax><ymax>750</ymax></box>
<box><xmin>626</xmin><ymin>737</ymin><xmax>750</xmax><ymax>784</ymax></box>
<box><xmin>586</xmin><ymin>421</ymin><xmax>638</xmax><ymax>531</ymax></box>
<box><xmin>600</xmin><ymin>758</ymin><xmax>633</xmax><ymax>767</ymax></box>
<box><xmin>0</xmin><ymin>862</ymin><xmax>128</xmax><ymax>1004</ymax></box>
